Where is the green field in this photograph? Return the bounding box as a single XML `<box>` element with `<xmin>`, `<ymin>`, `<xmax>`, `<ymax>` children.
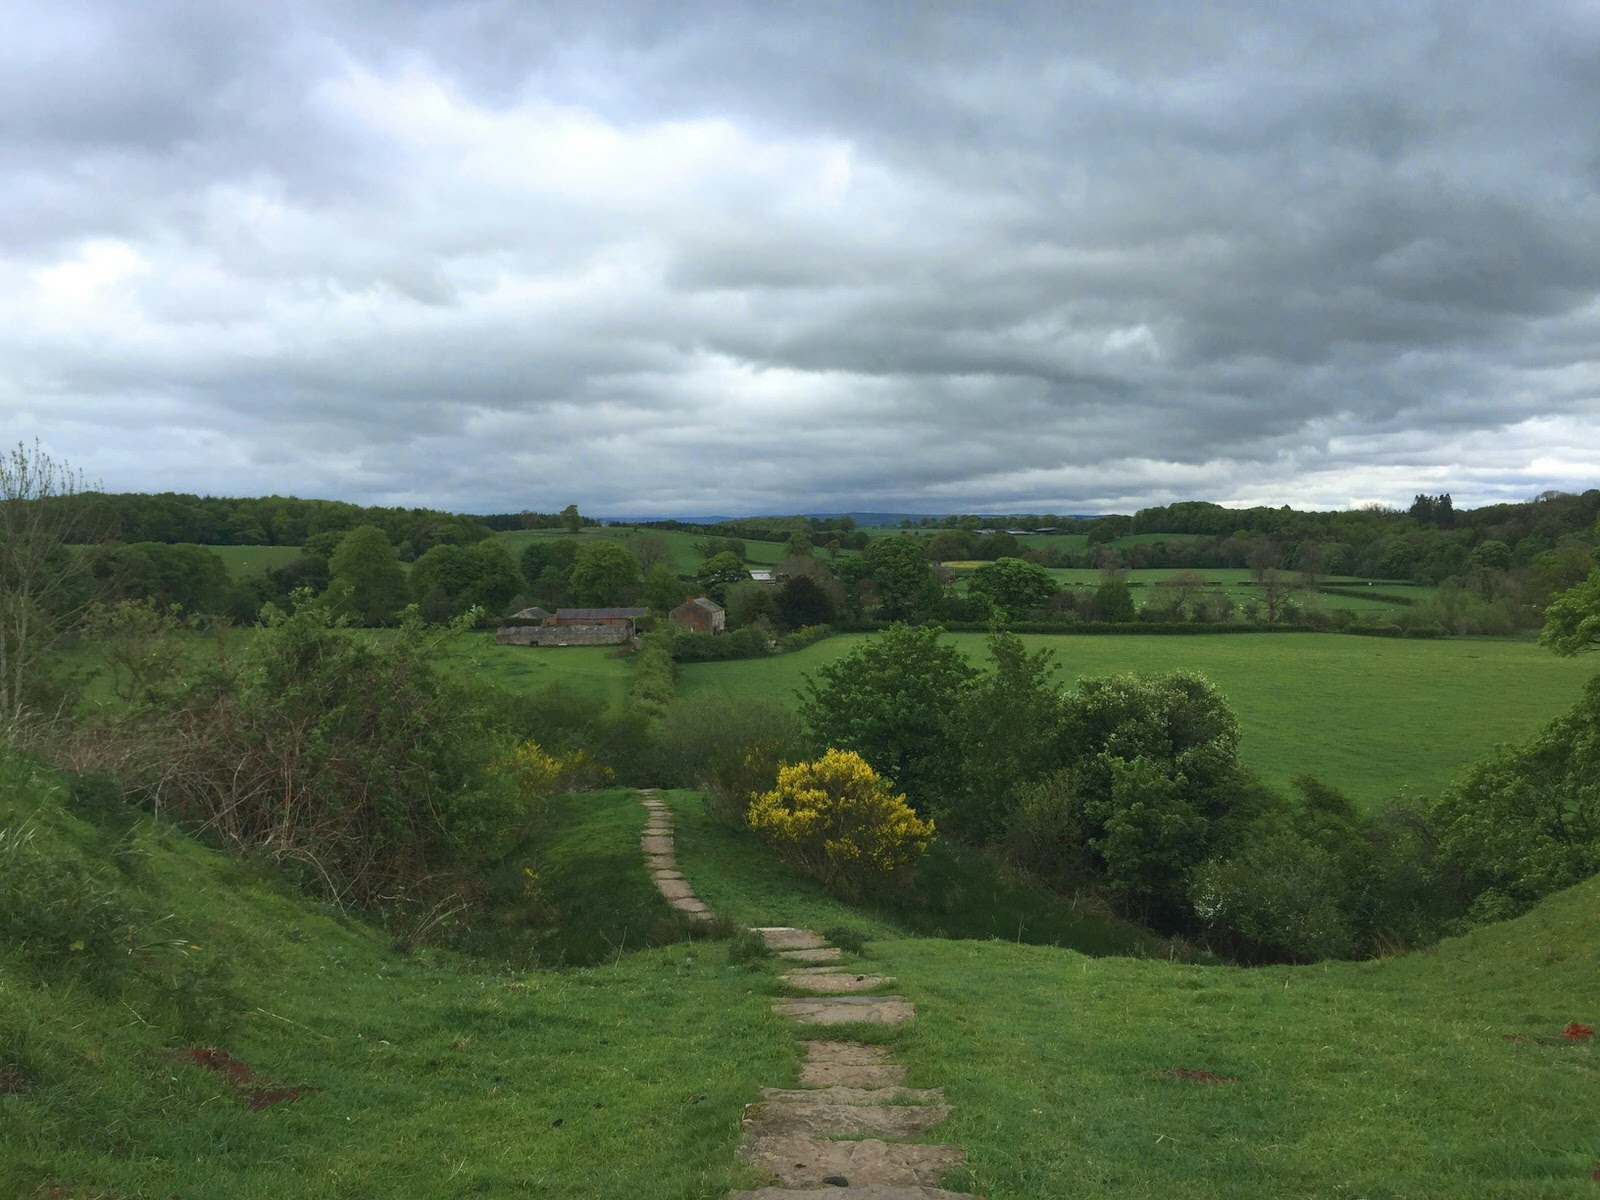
<box><xmin>675</xmin><ymin>633</ymin><xmax>1597</xmax><ymax>806</ymax></box>
<box><xmin>434</xmin><ymin>633</ymin><xmax>637</xmax><ymax>711</ymax></box>
<box><xmin>209</xmin><ymin>544</ymin><xmax>307</xmax><ymax>576</ymax></box>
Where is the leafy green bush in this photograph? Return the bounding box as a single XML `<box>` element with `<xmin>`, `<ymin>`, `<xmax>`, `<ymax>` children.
<box><xmin>105</xmin><ymin>599</ymin><xmax>526</xmax><ymax>910</ymax></box>
<box><xmin>1431</xmin><ymin>674</ymin><xmax>1600</xmax><ymax>923</ymax></box>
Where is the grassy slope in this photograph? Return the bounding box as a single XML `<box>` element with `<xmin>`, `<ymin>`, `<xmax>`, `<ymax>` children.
<box><xmin>0</xmin><ymin>764</ymin><xmax>787</xmax><ymax>1199</ymax></box>
<box><xmin>676</xmin><ymin>633</ymin><xmax>1596</xmax><ymax>807</ymax></box>
<box><xmin>665</xmin><ymin>791</ymin><xmax>1600</xmax><ymax>1199</ymax></box>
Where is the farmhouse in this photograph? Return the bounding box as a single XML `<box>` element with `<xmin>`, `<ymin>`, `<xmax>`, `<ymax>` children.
<box><xmin>669</xmin><ymin>596</ymin><xmax>725</xmax><ymax>634</ymax></box>
<box><xmin>495</xmin><ymin>606</ymin><xmax>647</xmax><ymax>647</ymax></box>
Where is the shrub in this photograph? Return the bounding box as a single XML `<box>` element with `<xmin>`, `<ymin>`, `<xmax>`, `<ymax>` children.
<box><xmin>1191</xmin><ymin>825</ymin><xmax>1357</xmax><ymax>962</ymax></box>
<box><xmin>497</xmin><ymin>740</ymin><xmax>613</xmax><ymax>798</ymax></box>
<box><xmin>747</xmin><ymin>749</ymin><xmax>935</xmax><ymax>899</ymax></box>
<box><xmin>648</xmin><ymin>695</ymin><xmax>805</xmax><ymax>822</ymax></box>
<box><xmin>823</xmin><ymin>924</ymin><xmax>869</xmax><ymax>954</ymax></box>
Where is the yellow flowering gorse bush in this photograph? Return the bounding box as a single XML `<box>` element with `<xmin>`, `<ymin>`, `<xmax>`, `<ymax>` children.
<box><xmin>747</xmin><ymin>748</ymin><xmax>934</xmax><ymax>898</ymax></box>
<box><xmin>499</xmin><ymin>741</ymin><xmax>612</xmax><ymax>799</ymax></box>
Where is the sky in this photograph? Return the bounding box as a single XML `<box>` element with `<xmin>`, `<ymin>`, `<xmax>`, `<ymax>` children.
<box><xmin>2</xmin><ymin>1</ymin><xmax>1598</xmax><ymax>518</ymax></box>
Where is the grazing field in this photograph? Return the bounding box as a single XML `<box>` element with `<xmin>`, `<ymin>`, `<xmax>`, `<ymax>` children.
<box><xmin>209</xmin><ymin>544</ymin><xmax>310</xmax><ymax>576</ymax></box>
<box><xmin>675</xmin><ymin>632</ymin><xmax>1596</xmax><ymax>806</ymax></box>
<box><xmin>433</xmin><ymin>634</ymin><xmax>637</xmax><ymax>711</ymax></box>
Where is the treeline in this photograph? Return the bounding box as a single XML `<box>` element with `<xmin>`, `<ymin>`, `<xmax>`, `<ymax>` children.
<box><xmin>61</xmin><ymin>491</ymin><xmax>495</xmax><ymax>552</ymax></box>
<box><xmin>909</xmin><ymin>491</ymin><xmax>1600</xmax><ymax>588</ymax></box>
<box><xmin>791</xmin><ymin>626</ymin><xmax>1600</xmax><ymax>963</ymax></box>
<box><xmin>637</xmin><ymin>514</ymin><xmax>873</xmax><ymax>552</ymax></box>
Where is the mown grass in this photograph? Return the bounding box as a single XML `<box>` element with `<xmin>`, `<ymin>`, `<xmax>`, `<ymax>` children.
<box><xmin>675</xmin><ymin>632</ymin><xmax>1597</xmax><ymax>806</ymax></box>
<box><xmin>0</xmin><ymin>762</ymin><xmax>787</xmax><ymax>1199</ymax></box>
<box><xmin>893</xmin><ymin>876</ymin><xmax>1600</xmax><ymax>1199</ymax></box>
<box><xmin>658</xmin><ymin>783</ymin><xmax>1600</xmax><ymax>1198</ymax></box>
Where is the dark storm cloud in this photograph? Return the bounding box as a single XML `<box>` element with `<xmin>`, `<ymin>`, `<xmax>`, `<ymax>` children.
<box><xmin>1</xmin><ymin>0</ymin><xmax>1596</xmax><ymax>514</ymax></box>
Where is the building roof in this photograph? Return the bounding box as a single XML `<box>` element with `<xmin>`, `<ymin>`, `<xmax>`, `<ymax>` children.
<box><xmin>510</xmin><ymin>606</ymin><xmax>553</xmax><ymax>620</ymax></box>
<box><xmin>554</xmin><ymin>607</ymin><xmax>648</xmax><ymax>620</ymax></box>
<box><xmin>673</xmin><ymin>596</ymin><xmax>724</xmax><ymax>613</ymax></box>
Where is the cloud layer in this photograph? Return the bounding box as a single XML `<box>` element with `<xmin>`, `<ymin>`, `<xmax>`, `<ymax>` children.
<box><xmin>3</xmin><ymin>0</ymin><xmax>1597</xmax><ymax>515</ymax></box>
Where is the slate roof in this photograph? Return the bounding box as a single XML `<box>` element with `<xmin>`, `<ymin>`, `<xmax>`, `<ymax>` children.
<box><xmin>554</xmin><ymin>607</ymin><xmax>648</xmax><ymax>620</ymax></box>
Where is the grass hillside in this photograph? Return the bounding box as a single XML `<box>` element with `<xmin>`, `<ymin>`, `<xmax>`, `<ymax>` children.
<box><xmin>4</xmin><ymin>751</ymin><xmax>1595</xmax><ymax>1198</ymax></box>
<box><xmin>675</xmin><ymin>633</ymin><xmax>1596</xmax><ymax>806</ymax></box>
<box><xmin>663</xmin><ymin>788</ymin><xmax>1600</xmax><ymax>1198</ymax></box>
<box><xmin>0</xmin><ymin>755</ymin><xmax>786</xmax><ymax>1199</ymax></box>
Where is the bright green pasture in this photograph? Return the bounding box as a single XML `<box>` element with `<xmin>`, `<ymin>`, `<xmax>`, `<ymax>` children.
<box><xmin>209</xmin><ymin>544</ymin><xmax>305</xmax><ymax>577</ymax></box>
<box><xmin>675</xmin><ymin>633</ymin><xmax>1597</xmax><ymax>806</ymax></box>
<box><xmin>433</xmin><ymin>632</ymin><xmax>636</xmax><ymax>711</ymax></box>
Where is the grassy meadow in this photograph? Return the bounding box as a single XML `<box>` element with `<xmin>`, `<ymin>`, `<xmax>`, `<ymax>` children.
<box><xmin>673</xmin><ymin>632</ymin><xmax>1597</xmax><ymax>806</ymax></box>
<box><xmin>209</xmin><ymin>544</ymin><xmax>306</xmax><ymax>576</ymax></box>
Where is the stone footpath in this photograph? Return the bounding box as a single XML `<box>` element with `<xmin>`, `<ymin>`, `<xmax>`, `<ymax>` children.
<box><xmin>636</xmin><ymin>791</ymin><xmax>982</xmax><ymax>1200</ymax></box>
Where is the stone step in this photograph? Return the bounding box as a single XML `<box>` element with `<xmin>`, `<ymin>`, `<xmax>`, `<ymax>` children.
<box><xmin>641</xmin><ymin>835</ymin><xmax>673</xmax><ymax>854</ymax></box>
<box><xmin>761</xmin><ymin>1085</ymin><xmax>943</xmax><ymax>1105</ymax></box>
<box><xmin>738</xmin><ymin>1134</ymin><xmax>964</xmax><ymax>1189</ymax></box>
<box><xmin>799</xmin><ymin>1062</ymin><xmax>909</xmax><ymax>1089</ymax></box>
<box><xmin>778</xmin><ymin>947</ymin><xmax>846</xmax><ymax>964</ymax></box>
<box><xmin>775</xmin><ymin>997</ymin><xmax>915</xmax><ymax>1026</ymax></box>
<box><xmin>754</xmin><ymin>926</ymin><xmax>829</xmax><ymax>951</ymax></box>
<box><xmin>655</xmin><ymin>878</ymin><xmax>696</xmax><ymax>901</ymax></box>
<box><xmin>646</xmin><ymin>854</ymin><xmax>676</xmax><ymax>870</ymax></box>
<box><xmin>669</xmin><ymin>896</ymin><xmax>710</xmax><ymax>914</ymax></box>
<box><xmin>803</xmin><ymin>1040</ymin><xmax>893</xmax><ymax>1064</ymax></box>
<box><xmin>651</xmin><ymin>869</ymin><xmax>685</xmax><ymax>882</ymax></box>
<box><xmin>729</xmin><ymin>1192</ymin><xmax>976</xmax><ymax>1199</ymax></box>
<box><xmin>743</xmin><ymin>1098</ymin><xmax>951</xmax><ymax>1139</ymax></box>
<box><xmin>783</xmin><ymin>971</ymin><xmax>895</xmax><ymax>994</ymax></box>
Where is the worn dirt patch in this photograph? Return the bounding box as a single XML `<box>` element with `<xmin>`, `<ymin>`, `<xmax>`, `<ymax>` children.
<box><xmin>168</xmin><ymin>1046</ymin><xmax>321</xmax><ymax>1110</ymax></box>
<box><xmin>738</xmin><ymin>1133</ymin><xmax>965</xmax><ymax>1189</ymax></box>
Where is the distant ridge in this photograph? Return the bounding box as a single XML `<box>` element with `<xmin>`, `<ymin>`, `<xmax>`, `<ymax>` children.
<box><xmin>597</xmin><ymin>511</ymin><xmax>1104</xmax><ymax>526</ymax></box>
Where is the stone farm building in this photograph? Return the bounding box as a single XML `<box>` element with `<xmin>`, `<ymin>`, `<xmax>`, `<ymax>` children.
<box><xmin>496</xmin><ymin>606</ymin><xmax>647</xmax><ymax>647</ymax></box>
<box><xmin>669</xmin><ymin>596</ymin><xmax>725</xmax><ymax>634</ymax></box>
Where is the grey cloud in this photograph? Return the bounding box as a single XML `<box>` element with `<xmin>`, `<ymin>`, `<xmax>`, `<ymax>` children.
<box><xmin>1</xmin><ymin>0</ymin><xmax>1596</xmax><ymax>515</ymax></box>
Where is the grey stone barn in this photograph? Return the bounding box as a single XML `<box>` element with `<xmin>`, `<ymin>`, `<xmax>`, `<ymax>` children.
<box><xmin>495</xmin><ymin>607</ymin><xmax>647</xmax><ymax>647</ymax></box>
<box><xmin>669</xmin><ymin>596</ymin><xmax>725</xmax><ymax>634</ymax></box>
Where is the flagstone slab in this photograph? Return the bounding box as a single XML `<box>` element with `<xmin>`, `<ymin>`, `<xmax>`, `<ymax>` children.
<box><xmin>742</xmin><ymin>1098</ymin><xmax>950</xmax><ymax>1138</ymax></box>
<box><xmin>783</xmin><ymin>971</ymin><xmax>895</xmax><ymax>994</ymax></box>
<box><xmin>775</xmin><ymin>996</ymin><xmax>916</xmax><ymax>1026</ymax></box>
<box><xmin>669</xmin><ymin>896</ymin><xmax>710</xmax><ymax>914</ymax></box>
<box><xmin>730</xmin><ymin>1188</ymin><xmax>982</xmax><ymax>1200</ymax></box>
<box><xmin>799</xmin><ymin>1062</ymin><xmax>909</xmax><ymax>1089</ymax></box>
<box><xmin>641</xmin><ymin>836</ymin><xmax>673</xmax><ymax>854</ymax></box>
<box><xmin>778</xmin><ymin>947</ymin><xmax>846</xmax><ymax>964</ymax></box>
<box><xmin>755</xmin><ymin>927</ymin><xmax>828</xmax><ymax>951</ymax></box>
<box><xmin>646</xmin><ymin>854</ymin><xmax>675</xmax><ymax>870</ymax></box>
<box><xmin>803</xmin><ymin>1041</ymin><xmax>894</xmax><ymax>1065</ymax></box>
<box><xmin>650</xmin><ymin>869</ymin><xmax>685</xmax><ymax>882</ymax></box>
<box><xmin>656</xmin><ymin>878</ymin><xmax>696</xmax><ymax>901</ymax></box>
<box><xmin>738</xmin><ymin>1134</ymin><xmax>964</xmax><ymax>1189</ymax></box>
<box><xmin>760</xmin><ymin>1086</ymin><xmax>943</xmax><ymax>1106</ymax></box>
